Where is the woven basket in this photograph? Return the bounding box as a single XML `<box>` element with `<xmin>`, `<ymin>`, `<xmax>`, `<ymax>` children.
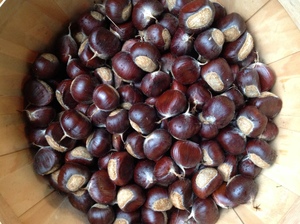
<box><xmin>0</xmin><ymin>0</ymin><xmax>299</xmax><ymax>223</ymax></box>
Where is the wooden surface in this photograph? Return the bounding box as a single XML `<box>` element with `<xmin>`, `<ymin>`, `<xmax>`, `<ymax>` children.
<box><xmin>0</xmin><ymin>0</ymin><xmax>300</xmax><ymax>223</ymax></box>
<box><xmin>278</xmin><ymin>0</ymin><xmax>300</xmax><ymax>30</ymax></box>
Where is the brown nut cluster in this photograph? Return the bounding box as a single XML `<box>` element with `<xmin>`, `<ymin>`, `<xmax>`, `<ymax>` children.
<box><xmin>23</xmin><ymin>0</ymin><xmax>282</xmax><ymax>223</ymax></box>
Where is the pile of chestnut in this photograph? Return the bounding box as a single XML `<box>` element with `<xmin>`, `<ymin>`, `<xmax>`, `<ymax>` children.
<box><xmin>23</xmin><ymin>0</ymin><xmax>282</xmax><ymax>223</ymax></box>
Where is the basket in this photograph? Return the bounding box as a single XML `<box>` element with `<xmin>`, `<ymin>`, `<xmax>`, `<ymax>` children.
<box><xmin>0</xmin><ymin>0</ymin><xmax>299</xmax><ymax>223</ymax></box>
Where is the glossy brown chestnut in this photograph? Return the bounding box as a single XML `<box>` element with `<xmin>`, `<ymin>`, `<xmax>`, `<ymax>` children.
<box><xmin>238</xmin><ymin>156</ymin><xmax>262</xmax><ymax>179</ymax></box>
<box><xmin>236</xmin><ymin>105</ymin><xmax>268</xmax><ymax>138</ymax></box>
<box><xmin>93</xmin><ymin>84</ymin><xmax>120</xmax><ymax>112</ymax></box>
<box><xmin>171</xmin><ymin>55</ymin><xmax>201</xmax><ymax>85</ymax></box>
<box><xmin>130</xmin><ymin>41</ymin><xmax>161</xmax><ymax>72</ymax></box>
<box><xmin>55</xmin><ymin>79</ymin><xmax>78</xmax><ymax>110</ymax></box>
<box><xmin>65</xmin><ymin>146</ymin><xmax>94</xmax><ymax>167</ymax></box>
<box><xmin>134</xmin><ymin>159</ymin><xmax>157</xmax><ymax>189</ymax></box>
<box><xmin>217</xmin><ymin>155</ymin><xmax>238</xmax><ymax>182</ymax></box>
<box><xmin>60</xmin><ymin>109</ymin><xmax>92</xmax><ymax>140</ymax></box>
<box><xmin>216</xmin><ymin>126</ymin><xmax>246</xmax><ymax>155</ymax></box>
<box><xmin>236</xmin><ymin>67</ymin><xmax>261</xmax><ymax>98</ymax></box>
<box><xmin>24</xmin><ymin>106</ymin><xmax>56</xmax><ymax>128</ymax></box>
<box><xmin>192</xmin><ymin>167</ymin><xmax>223</xmax><ymax>199</ymax></box>
<box><xmin>58</xmin><ymin>163</ymin><xmax>91</xmax><ymax>193</ymax></box>
<box><xmin>168</xmin><ymin>178</ymin><xmax>193</xmax><ymax>210</ymax></box>
<box><xmin>248</xmin><ymin>62</ymin><xmax>276</xmax><ymax>91</ymax></box>
<box><xmin>143</xmin><ymin>128</ymin><xmax>173</xmax><ymax>161</ymax></box>
<box><xmin>68</xmin><ymin>188</ymin><xmax>95</xmax><ymax>213</ymax></box>
<box><xmin>212</xmin><ymin>182</ymin><xmax>239</xmax><ymax>208</ymax></box>
<box><xmin>144</xmin><ymin>186</ymin><xmax>173</xmax><ymax>212</ymax></box>
<box><xmin>86</xmin><ymin>104</ymin><xmax>110</xmax><ymax>128</ymax></box>
<box><xmin>128</xmin><ymin>102</ymin><xmax>158</xmax><ymax>135</ymax></box>
<box><xmin>191</xmin><ymin>197</ymin><xmax>220</xmax><ymax>224</ymax></box>
<box><xmin>26</xmin><ymin>126</ymin><xmax>48</xmax><ymax>147</ymax></box>
<box><xmin>114</xmin><ymin>208</ymin><xmax>141</xmax><ymax>223</ymax></box>
<box><xmin>168</xmin><ymin>113</ymin><xmax>202</xmax><ymax>140</ymax></box>
<box><xmin>66</xmin><ymin>58</ymin><xmax>90</xmax><ymax>79</ymax></box>
<box><xmin>221</xmin><ymin>86</ymin><xmax>245</xmax><ymax>110</ymax></box>
<box><xmin>140</xmin><ymin>71</ymin><xmax>171</xmax><ymax>97</ymax></box>
<box><xmin>105</xmin><ymin>0</ymin><xmax>132</xmax><ymax>24</ymax></box>
<box><xmin>259</xmin><ymin>120</ymin><xmax>279</xmax><ymax>142</ymax></box>
<box><xmin>246</xmin><ymin>139</ymin><xmax>277</xmax><ymax>169</ymax></box>
<box><xmin>77</xmin><ymin>10</ymin><xmax>106</xmax><ymax>35</ymax></box>
<box><xmin>105</xmin><ymin>108</ymin><xmax>130</xmax><ymax>134</ymax></box>
<box><xmin>107</xmin><ymin>151</ymin><xmax>135</xmax><ymax>186</ymax></box>
<box><xmin>169</xmin><ymin>209</ymin><xmax>197</xmax><ymax>224</ymax></box>
<box><xmin>87</xmin><ymin>170</ymin><xmax>117</xmax><ymax>204</ymax></box>
<box><xmin>56</xmin><ymin>31</ymin><xmax>78</xmax><ymax>64</ymax></box>
<box><xmin>141</xmin><ymin>206</ymin><xmax>168</xmax><ymax>224</ymax></box>
<box><xmin>78</xmin><ymin>39</ymin><xmax>105</xmax><ymax>69</ymax></box>
<box><xmin>201</xmin><ymin>95</ymin><xmax>235</xmax><ymax>129</ymax></box>
<box><xmin>179</xmin><ymin>0</ymin><xmax>215</xmax><ymax>34</ymax></box>
<box><xmin>33</xmin><ymin>146</ymin><xmax>62</xmax><ymax>176</ymax></box>
<box><xmin>201</xmin><ymin>57</ymin><xmax>234</xmax><ymax>93</ymax></box>
<box><xmin>117</xmin><ymin>184</ymin><xmax>146</xmax><ymax>212</ymax></box>
<box><xmin>187</xmin><ymin>81</ymin><xmax>212</xmax><ymax>111</ymax></box>
<box><xmin>158</xmin><ymin>12</ymin><xmax>179</xmax><ymax>36</ymax></box>
<box><xmin>170</xmin><ymin>27</ymin><xmax>194</xmax><ymax>56</ymax></box>
<box><xmin>31</xmin><ymin>53</ymin><xmax>60</xmax><ymax>79</ymax></box>
<box><xmin>216</xmin><ymin>12</ymin><xmax>246</xmax><ymax>42</ymax></box>
<box><xmin>86</xmin><ymin>128</ymin><xmax>112</xmax><ymax>158</ymax></box>
<box><xmin>87</xmin><ymin>204</ymin><xmax>115</xmax><ymax>224</ymax></box>
<box><xmin>117</xmin><ymin>84</ymin><xmax>144</xmax><ymax>109</ymax></box>
<box><xmin>200</xmin><ymin>140</ymin><xmax>225</xmax><ymax>167</ymax></box>
<box><xmin>70</xmin><ymin>74</ymin><xmax>96</xmax><ymax>104</ymax></box>
<box><xmin>23</xmin><ymin>78</ymin><xmax>54</xmax><ymax>107</ymax></box>
<box><xmin>194</xmin><ymin>28</ymin><xmax>225</xmax><ymax>61</ymax></box>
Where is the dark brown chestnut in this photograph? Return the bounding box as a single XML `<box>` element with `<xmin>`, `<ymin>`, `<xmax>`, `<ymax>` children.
<box><xmin>24</xmin><ymin>106</ymin><xmax>56</xmax><ymax>128</ymax></box>
<box><xmin>93</xmin><ymin>84</ymin><xmax>120</xmax><ymax>112</ymax></box>
<box><xmin>248</xmin><ymin>62</ymin><xmax>276</xmax><ymax>91</ymax></box>
<box><xmin>236</xmin><ymin>67</ymin><xmax>261</xmax><ymax>98</ymax></box>
<box><xmin>117</xmin><ymin>184</ymin><xmax>146</xmax><ymax>212</ymax></box>
<box><xmin>141</xmin><ymin>206</ymin><xmax>168</xmax><ymax>224</ymax></box>
<box><xmin>144</xmin><ymin>186</ymin><xmax>173</xmax><ymax>212</ymax></box>
<box><xmin>66</xmin><ymin>57</ymin><xmax>89</xmax><ymax>79</ymax></box>
<box><xmin>238</xmin><ymin>156</ymin><xmax>262</xmax><ymax>179</ymax></box>
<box><xmin>105</xmin><ymin>108</ymin><xmax>130</xmax><ymax>134</ymax></box>
<box><xmin>107</xmin><ymin>151</ymin><xmax>135</xmax><ymax>186</ymax></box>
<box><xmin>70</xmin><ymin>74</ymin><xmax>97</xmax><ymax>104</ymax></box>
<box><xmin>191</xmin><ymin>197</ymin><xmax>220</xmax><ymax>224</ymax></box>
<box><xmin>55</xmin><ymin>79</ymin><xmax>78</xmax><ymax>110</ymax></box>
<box><xmin>87</xmin><ymin>204</ymin><xmax>115</xmax><ymax>224</ymax></box>
<box><xmin>65</xmin><ymin>146</ymin><xmax>94</xmax><ymax>167</ymax></box>
<box><xmin>134</xmin><ymin>159</ymin><xmax>157</xmax><ymax>189</ymax></box>
<box><xmin>87</xmin><ymin>170</ymin><xmax>117</xmax><ymax>204</ymax></box>
<box><xmin>221</xmin><ymin>86</ymin><xmax>245</xmax><ymax>110</ymax></box>
<box><xmin>217</xmin><ymin>155</ymin><xmax>238</xmax><ymax>182</ymax></box>
<box><xmin>68</xmin><ymin>188</ymin><xmax>95</xmax><ymax>213</ymax></box>
<box><xmin>168</xmin><ymin>178</ymin><xmax>193</xmax><ymax>210</ymax></box>
<box><xmin>200</xmin><ymin>140</ymin><xmax>225</xmax><ymax>167</ymax></box>
<box><xmin>31</xmin><ymin>53</ymin><xmax>60</xmax><ymax>79</ymax></box>
<box><xmin>78</xmin><ymin>39</ymin><xmax>105</xmax><ymax>69</ymax></box>
<box><xmin>117</xmin><ymin>84</ymin><xmax>144</xmax><ymax>109</ymax></box>
<box><xmin>140</xmin><ymin>71</ymin><xmax>171</xmax><ymax>97</ymax></box>
<box><xmin>158</xmin><ymin>12</ymin><xmax>179</xmax><ymax>36</ymax></box>
<box><xmin>86</xmin><ymin>128</ymin><xmax>112</xmax><ymax>158</ymax></box>
<box><xmin>212</xmin><ymin>182</ymin><xmax>239</xmax><ymax>208</ymax></box>
<box><xmin>187</xmin><ymin>81</ymin><xmax>212</xmax><ymax>111</ymax></box>
<box><xmin>105</xmin><ymin>0</ymin><xmax>132</xmax><ymax>24</ymax></box>
<box><xmin>77</xmin><ymin>10</ymin><xmax>106</xmax><ymax>35</ymax></box>
<box><xmin>170</xmin><ymin>27</ymin><xmax>194</xmax><ymax>56</ymax></box>
<box><xmin>114</xmin><ymin>208</ymin><xmax>141</xmax><ymax>223</ymax></box>
<box><xmin>259</xmin><ymin>120</ymin><xmax>279</xmax><ymax>142</ymax></box>
<box><xmin>86</xmin><ymin>104</ymin><xmax>110</xmax><ymax>128</ymax></box>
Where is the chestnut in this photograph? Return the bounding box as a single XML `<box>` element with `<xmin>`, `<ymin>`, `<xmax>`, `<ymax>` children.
<box><xmin>144</xmin><ymin>186</ymin><xmax>173</xmax><ymax>212</ymax></box>
<box><xmin>158</xmin><ymin>12</ymin><xmax>179</xmax><ymax>36</ymax></box>
<box><xmin>212</xmin><ymin>2</ymin><xmax>226</xmax><ymax>23</ymax></box>
<box><xmin>23</xmin><ymin>78</ymin><xmax>54</xmax><ymax>107</ymax></box>
<box><xmin>141</xmin><ymin>206</ymin><xmax>168</xmax><ymax>224</ymax></box>
<box><xmin>259</xmin><ymin>120</ymin><xmax>279</xmax><ymax>142</ymax></box>
<box><xmin>77</xmin><ymin>10</ymin><xmax>106</xmax><ymax>35</ymax></box>
<box><xmin>236</xmin><ymin>105</ymin><xmax>268</xmax><ymax>138</ymax></box>
<box><xmin>140</xmin><ymin>71</ymin><xmax>171</xmax><ymax>97</ymax></box>
<box><xmin>215</xmin><ymin>12</ymin><xmax>246</xmax><ymax>42</ymax></box>
<box><xmin>98</xmin><ymin>152</ymin><xmax>113</xmax><ymax>170</ymax></box>
<box><xmin>26</xmin><ymin>126</ymin><xmax>48</xmax><ymax>147</ymax></box>
<box><xmin>198</xmin><ymin>121</ymin><xmax>219</xmax><ymax>140</ymax></box>
<box><xmin>191</xmin><ymin>197</ymin><xmax>220</xmax><ymax>224</ymax></box>
<box><xmin>201</xmin><ymin>95</ymin><xmax>235</xmax><ymax>129</ymax></box>
<box><xmin>216</xmin><ymin>126</ymin><xmax>246</xmax><ymax>155</ymax></box>
<box><xmin>87</xmin><ymin>170</ymin><xmax>117</xmax><ymax>204</ymax></box>
<box><xmin>168</xmin><ymin>178</ymin><xmax>193</xmax><ymax>210</ymax></box>
<box><xmin>217</xmin><ymin>155</ymin><xmax>238</xmax><ymax>182</ymax></box>
<box><xmin>160</xmin><ymin>52</ymin><xmax>177</xmax><ymax>74</ymax></box>
<box><xmin>68</xmin><ymin>188</ymin><xmax>95</xmax><ymax>213</ymax></box>
<box><xmin>171</xmin><ymin>140</ymin><xmax>203</xmax><ymax>170</ymax></box>
<box><xmin>107</xmin><ymin>151</ymin><xmax>135</xmax><ymax>186</ymax></box>
<box><xmin>117</xmin><ymin>84</ymin><xmax>144</xmax><ymax>109</ymax></box>
<box><xmin>105</xmin><ymin>0</ymin><xmax>132</xmax><ymax>24</ymax></box>
<box><xmin>114</xmin><ymin>208</ymin><xmax>141</xmax><ymax>223</ymax></box>
<box><xmin>170</xmin><ymin>27</ymin><xmax>194</xmax><ymax>56</ymax></box>
<box><xmin>66</xmin><ymin>58</ymin><xmax>90</xmax><ymax>79</ymax></box>
<box><xmin>194</xmin><ymin>28</ymin><xmax>225</xmax><ymax>61</ymax></box>
<box><xmin>117</xmin><ymin>184</ymin><xmax>146</xmax><ymax>212</ymax></box>
<box><xmin>58</xmin><ymin>163</ymin><xmax>91</xmax><ymax>193</ymax></box>
<box><xmin>94</xmin><ymin>67</ymin><xmax>114</xmax><ymax>86</ymax></box>
<box><xmin>55</xmin><ymin>79</ymin><xmax>78</xmax><ymax>110</ymax></box>
<box><xmin>169</xmin><ymin>209</ymin><xmax>197</xmax><ymax>224</ymax></box>
<box><xmin>246</xmin><ymin>139</ymin><xmax>277</xmax><ymax>169</ymax></box>
<box><xmin>89</xmin><ymin>27</ymin><xmax>122</xmax><ymax>60</ymax></box>
<box><xmin>164</xmin><ymin>0</ymin><xmax>194</xmax><ymax>16</ymax></box>
<box><xmin>192</xmin><ymin>167</ymin><xmax>223</xmax><ymax>199</ymax></box>
<box><xmin>200</xmin><ymin>140</ymin><xmax>225</xmax><ymax>167</ymax></box>
<box><xmin>93</xmin><ymin>84</ymin><xmax>120</xmax><ymax>112</ymax></box>
<box><xmin>78</xmin><ymin>39</ymin><xmax>105</xmax><ymax>69</ymax></box>
<box><xmin>236</xmin><ymin>67</ymin><xmax>261</xmax><ymax>98</ymax></box>
<box><xmin>112</xmin><ymin>51</ymin><xmax>145</xmax><ymax>83</ymax></box>
<box><xmin>87</xmin><ymin>204</ymin><xmax>115</xmax><ymax>224</ymax></box>
<box><xmin>86</xmin><ymin>104</ymin><xmax>111</xmax><ymax>128</ymax></box>
<box><xmin>31</xmin><ymin>53</ymin><xmax>60</xmax><ymax>79</ymax></box>
<box><xmin>124</xmin><ymin>131</ymin><xmax>145</xmax><ymax>159</ymax></box>
<box><xmin>134</xmin><ymin>159</ymin><xmax>157</xmax><ymax>189</ymax></box>
<box><xmin>143</xmin><ymin>128</ymin><xmax>173</xmax><ymax>161</ymax></box>
<box><xmin>60</xmin><ymin>109</ymin><xmax>92</xmax><ymax>140</ymax></box>
<box><xmin>248</xmin><ymin>91</ymin><xmax>282</xmax><ymax>118</ymax></box>
<box><xmin>131</xmin><ymin>0</ymin><xmax>164</xmax><ymax>31</ymax></box>
<box><xmin>110</xmin><ymin>21</ymin><xmax>137</xmax><ymax>42</ymax></box>
<box><xmin>141</xmin><ymin>23</ymin><xmax>172</xmax><ymax>52</ymax></box>
<box><xmin>70</xmin><ymin>74</ymin><xmax>97</xmax><ymax>104</ymax></box>
<box><xmin>238</xmin><ymin>156</ymin><xmax>262</xmax><ymax>179</ymax></box>
<box><xmin>155</xmin><ymin>89</ymin><xmax>187</xmax><ymax>119</ymax></box>
<box><xmin>248</xmin><ymin>62</ymin><xmax>276</xmax><ymax>91</ymax></box>
<box><xmin>200</xmin><ymin>57</ymin><xmax>234</xmax><ymax>93</ymax></box>
<box><xmin>130</xmin><ymin>41</ymin><xmax>161</xmax><ymax>72</ymax></box>
<box><xmin>171</xmin><ymin>55</ymin><xmax>201</xmax><ymax>85</ymax></box>
<box><xmin>65</xmin><ymin>146</ymin><xmax>94</xmax><ymax>167</ymax></box>
<box><xmin>226</xmin><ymin>174</ymin><xmax>258</xmax><ymax>205</ymax></box>
<box><xmin>56</xmin><ymin>30</ymin><xmax>78</xmax><ymax>64</ymax></box>
<box><xmin>128</xmin><ymin>102</ymin><xmax>158</xmax><ymax>135</ymax></box>
<box><xmin>222</xmin><ymin>31</ymin><xmax>254</xmax><ymax>64</ymax></box>
<box><xmin>33</xmin><ymin>146</ymin><xmax>62</xmax><ymax>176</ymax></box>
<box><xmin>168</xmin><ymin>113</ymin><xmax>202</xmax><ymax>140</ymax></box>
<box><xmin>212</xmin><ymin>183</ymin><xmax>239</xmax><ymax>208</ymax></box>
<box><xmin>178</xmin><ymin>0</ymin><xmax>215</xmax><ymax>34</ymax></box>
<box><xmin>45</xmin><ymin>122</ymin><xmax>77</xmax><ymax>152</ymax></box>
<box><xmin>153</xmin><ymin>156</ymin><xmax>181</xmax><ymax>186</ymax></box>
<box><xmin>221</xmin><ymin>86</ymin><xmax>245</xmax><ymax>110</ymax></box>
<box><xmin>86</xmin><ymin>128</ymin><xmax>112</xmax><ymax>158</ymax></box>
<box><xmin>106</xmin><ymin>108</ymin><xmax>130</xmax><ymax>134</ymax></box>
<box><xmin>187</xmin><ymin>81</ymin><xmax>212</xmax><ymax>111</ymax></box>
<box><xmin>24</xmin><ymin>106</ymin><xmax>56</xmax><ymax>128</ymax></box>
